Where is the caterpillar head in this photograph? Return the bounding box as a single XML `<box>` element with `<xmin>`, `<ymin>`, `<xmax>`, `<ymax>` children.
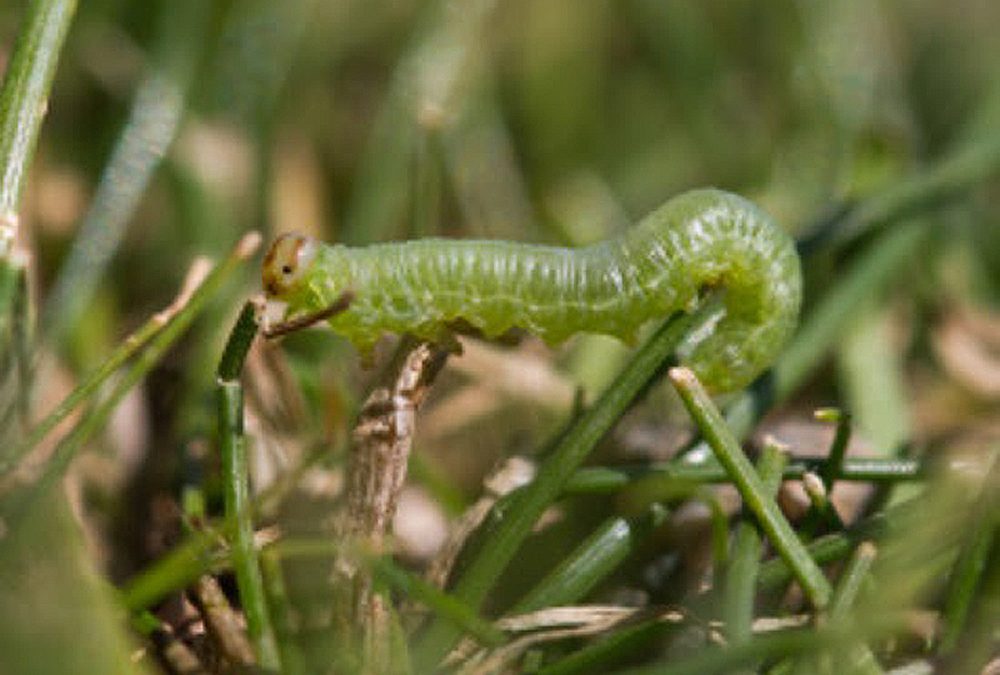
<box><xmin>263</xmin><ymin>233</ymin><xmax>318</xmax><ymax>298</ymax></box>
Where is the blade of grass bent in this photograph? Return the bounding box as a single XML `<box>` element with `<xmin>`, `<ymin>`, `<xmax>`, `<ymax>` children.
<box><xmin>564</xmin><ymin>457</ymin><xmax>923</xmax><ymax>495</ymax></box>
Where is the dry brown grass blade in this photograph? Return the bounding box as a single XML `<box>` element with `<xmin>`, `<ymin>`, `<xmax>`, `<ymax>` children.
<box><xmin>451</xmin><ymin>606</ymin><xmax>691</xmax><ymax>675</ymax></box>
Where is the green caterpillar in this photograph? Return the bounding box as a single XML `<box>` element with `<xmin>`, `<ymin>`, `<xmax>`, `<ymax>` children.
<box><xmin>263</xmin><ymin>189</ymin><xmax>801</xmax><ymax>392</ymax></box>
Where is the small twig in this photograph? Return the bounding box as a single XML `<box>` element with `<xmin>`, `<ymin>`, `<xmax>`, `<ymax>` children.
<box><xmin>131</xmin><ymin>610</ymin><xmax>208</xmax><ymax>675</ymax></box>
<box><xmin>263</xmin><ymin>291</ymin><xmax>354</xmax><ymax>339</ymax></box>
<box><xmin>190</xmin><ymin>575</ymin><xmax>257</xmax><ymax>668</ymax></box>
<box><xmin>334</xmin><ymin>338</ymin><xmax>449</xmax><ymax>672</ymax></box>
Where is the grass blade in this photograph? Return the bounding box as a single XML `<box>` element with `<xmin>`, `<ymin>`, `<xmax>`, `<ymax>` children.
<box><xmin>724</xmin><ymin>441</ymin><xmax>787</xmax><ymax>645</ymax></box>
<box><xmin>668</xmin><ymin>366</ymin><xmax>832</xmax><ymax>609</ymax></box>
<box><xmin>0</xmin><ymin>0</ymin><xmax>77</xmax><ymax>224</ymax></box>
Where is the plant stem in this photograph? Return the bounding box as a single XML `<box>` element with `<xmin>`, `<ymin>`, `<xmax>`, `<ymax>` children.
<box><xmin>217</xmin><ymin>302</ymin><xmax>280</xmax><ymax>670</ymax></box>
<box><xmin>564</xmin><ymin>457</ymin><xmax>923</xmax><ymax>495</ymax></box>
<box><xmin>260</xmin><ymin>550</ymin><xmax>307</xmax><ymax>675</ymax></box>
<box><xmin>724</xmin><ymin>441</ymin><xmax>787</xmax><ymax>645</ymax></box>
<box><xmin>816</xmin><ymin>407</ymin><xmax>852</xmax><ymax>491</ymax></box>
<box><xmin>0</xmin><ymin>0</ymin><xmax>77</xmax><ymax>434</ymax></box>
<box><xmin>821</xmin><ymin>542</ymin><xmax>883</xmax><ymax>675</ymax></box>
<box><xmin>668</xmin><ymin>367</ymin><xmax>832</xmax><ymax>609</ymax></box>
<box><xmin>829</xmin><ymin>541</ymin><xmax>877</xmax><ymax>621</ymax></box>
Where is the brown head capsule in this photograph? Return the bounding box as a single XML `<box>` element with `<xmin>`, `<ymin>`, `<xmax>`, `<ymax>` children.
<box><xmin>262</xmin><ymin>233</ymin><xmax>317</xmax><ymax>298</ymax></box>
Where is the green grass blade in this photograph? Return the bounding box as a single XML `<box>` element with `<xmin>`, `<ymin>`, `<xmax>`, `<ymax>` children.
<box><xmin>218</xmin><ymin>303</ymin><xmax>280</xmax><ymax>669</ymax></box>
<box><xmin>536</xmin><ymin>619</ymin><xmax>676</xmax><ymax>675</ymax></box>
<box><xmin>724</xmin><ymin>441</ymin><xmax>787</xmax><ymax>645</ymax></box>
<box><xmin>512</xmin><ymin>505</ymin><xmax>668</xmax><ymax>614</ymax></box>
<box><xmin>668</xmin><ymin>367</ymin><xmax>832</xmax><ymax>608</ymax></box>
<box><xmin>0</xmin><ymin>0</ymin><xmax>77</xmax><ymax>224</ymax></box>
<box><xmin>0</xmin><ymin>235</ymin><xmax>261</xmax><ymax>533</ymax></box>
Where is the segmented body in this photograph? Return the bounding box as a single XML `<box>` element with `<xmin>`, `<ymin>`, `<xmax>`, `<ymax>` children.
<box><xmin>264</xmin><ymin>189</ymin><xmax>801</xmax><ymax>392</ymax></box>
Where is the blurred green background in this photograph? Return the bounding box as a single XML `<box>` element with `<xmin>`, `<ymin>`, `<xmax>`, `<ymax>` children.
<box><xmin>2</xmin><ymin>0</ymin><xmax>1000</xmax><ymax>673</ymax></box>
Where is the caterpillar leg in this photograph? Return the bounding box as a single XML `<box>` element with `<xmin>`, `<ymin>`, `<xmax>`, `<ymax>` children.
<box><xmin>263</xmin><ymin>290</ymin><xmax>355</xmax><ymax>339</ymax></box>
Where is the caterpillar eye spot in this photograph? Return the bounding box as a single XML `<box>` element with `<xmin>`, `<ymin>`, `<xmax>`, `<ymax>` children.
<box><xmin>262</xmin><ymin>232</ymin><xmax>318</xmax><ymax>298</ymax></box>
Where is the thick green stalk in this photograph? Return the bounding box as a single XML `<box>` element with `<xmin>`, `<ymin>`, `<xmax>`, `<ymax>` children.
<box><xmin>414</xmin><ymin>307</ymin><xmax>711</xmax><ymax>668</ymax></box>
<box><xmin>217</xmin><ymin>303</ymin><xmax>280</xmax><ymax>670</ymax></box>
<box><xmin>0</xmin><ymin>0</ymin><xmax>77</xmax><ymax>433</ymax></box>
<box><xmin>669</xmin><ymin>367</ymin><xmax>832</xmax><ymax>608</ymax></box>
